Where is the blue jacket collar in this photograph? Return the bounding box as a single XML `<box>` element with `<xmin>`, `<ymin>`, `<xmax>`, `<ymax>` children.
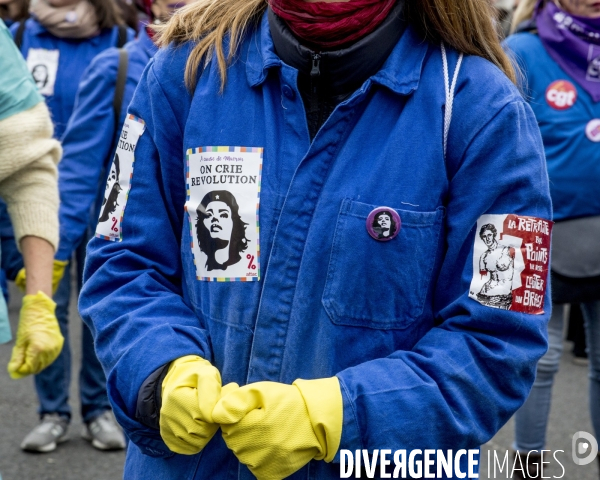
<box><xmin>245</xmin><ymin>11</ymin><xmax>428</xmax><ymax>96</ymax></box>
<box><xmin>138</xmin><ymin>26</ymin><xmax>158</xmax><ymax>57</ymax></box>
<box><xmin>28</xmin><ymin>17</ymin><xmax>48</xmax><ymax>37</ymax></box>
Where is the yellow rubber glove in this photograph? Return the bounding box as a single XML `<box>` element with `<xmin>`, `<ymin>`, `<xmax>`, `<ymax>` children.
<box><xmin>15</xmin><ymin>260</ymin><xmax>69</xmax><ymax>295</ymax></box>
<box><xmin>7</xmin><ymin>291</ymin><xmax>64</xmax><ymax>379</ymax></box>
<box><xmin>160</xmin><ymin>355</ymin><xmax>237</xmax><ymax>455</ymax></box>
<box><xmin>213</xmin><ymin>377</ymin><xmax>343</xmax><ymax>480</ymax></box>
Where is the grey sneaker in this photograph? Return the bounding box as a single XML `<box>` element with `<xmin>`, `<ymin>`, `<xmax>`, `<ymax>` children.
<box><xmin>81</xmin><ymin>410</ymin><xmax>126</xmax><ymax>451</ymax></box>
<box><xmin>21</xmin><ymin>413</ymin><xmax>69</xmax><ymax>453</ymax></box>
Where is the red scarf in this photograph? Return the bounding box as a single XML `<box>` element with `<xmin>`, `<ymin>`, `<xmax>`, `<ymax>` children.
<box><xmin>270</xmin><ymin>0</ymin><xmax>396</xmax><ymax>49</ymax></box>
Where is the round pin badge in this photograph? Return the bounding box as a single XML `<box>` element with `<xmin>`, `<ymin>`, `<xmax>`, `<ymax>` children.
<box><xmin>366</xmin><ymin>207</ymin><xmax>401</xmax><ymax>242</ymax></box>
<box><xmin>585</xmin><ymin>119</ymin><xmax>600</xmax><ymax>142</ymax></box>
<box><xmin>545</xmin><ymin>80</ymin><xmax>577</xmax><ymax>110</ymax></box>
<box><xmin>65</xmin><ymin>11</ymin><xmax>78</xmax><ymax>23</ymax></box>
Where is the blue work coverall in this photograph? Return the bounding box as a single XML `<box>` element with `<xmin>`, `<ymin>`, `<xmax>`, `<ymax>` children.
<box><xmin>80</xmin><ymin>14</ymin><xmax>553</xmax><ymax>479</ymax></box>
<box><xmin>505</xmin><ymin>33</ymin><xmax>600</xmax><ymax>222</ymax></box>
<box><xmin>10</xmin><ymin>17</ymin><xmax>135</xmax><ymax>138</ymax></box>
<box><xmin>505</xmin><ymin>31</ymin><xmax>600</xmax><ymax>452</ymax></box>
<box><xmin>58</xmin><ymin>28</ymin><xmax>158</xmax><ymax>262</ymax></box>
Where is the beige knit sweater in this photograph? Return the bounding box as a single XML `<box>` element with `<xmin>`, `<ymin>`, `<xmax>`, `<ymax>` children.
<box><xmin>0</xmin><ymin>102</ymin><xmax>61</xmax><ymax>251</ymax></box>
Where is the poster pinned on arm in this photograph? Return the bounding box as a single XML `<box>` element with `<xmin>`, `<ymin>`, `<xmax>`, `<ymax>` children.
<box><xmin>185</xmin><ymin>146</ymin><xmax>263</xmax><ymax>282</ymax></box>
<box><xmin>95</xmin><ymin>114</ymin><xmax>146</xmax><ymax>241</ymax></box>
<box><xmin>469</xmin><ymin>214</ymin><xmax>553</xmax><ymax>314</ymax></box>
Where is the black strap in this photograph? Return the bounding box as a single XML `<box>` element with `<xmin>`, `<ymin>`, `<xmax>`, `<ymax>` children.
<box><xmin>116</xmin><ymin>24</ymin><xmax>128</xmax><ymax>48</ymax></box>
<box><xmin>112</xmin><ymin>49</ymin><xmax>129</xmax><ymax>149</ymax></box>
<box><xmin>14</xmin><ymin>18</ymin><xmax>26</xmax><ymax>50</ymax></box>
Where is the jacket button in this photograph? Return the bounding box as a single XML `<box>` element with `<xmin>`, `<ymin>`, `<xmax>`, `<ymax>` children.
<box><xmin>366</xmin><ymin>207</ymin><xmax>401</xmax><ymax>241</ymax></box>
<box><xmin>282</xmin><ymin>85</ymin><xmax>295</xmax><ymax>99</ymax></box>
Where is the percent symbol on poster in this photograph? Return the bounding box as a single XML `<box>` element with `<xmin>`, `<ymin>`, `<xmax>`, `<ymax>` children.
<box><xmin>246</xmin><ymin>254</ymin><xmax>256</xmax><ymax>270</ymax></box>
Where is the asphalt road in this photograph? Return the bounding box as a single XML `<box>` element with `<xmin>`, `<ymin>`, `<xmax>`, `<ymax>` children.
<box><xmin>0</xmin><ymin>282</ymin><xmax>125</xmax><ymax>480</ymax></box>
<box><xmin>0</xmin><ymin>281</ymin><xmax>598</xmax><ymax>480</ymax></box>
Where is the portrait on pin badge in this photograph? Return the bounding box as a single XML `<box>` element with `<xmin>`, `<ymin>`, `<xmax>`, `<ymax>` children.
<box><xmin>366</xmin><ymin>207</ymin><xmax>401</xmax><ymax>241</ymax></box>
<box><xmin>185</xmin><ymin>146</ymin><xmax>263</xmax><ymax>281</ymax></box>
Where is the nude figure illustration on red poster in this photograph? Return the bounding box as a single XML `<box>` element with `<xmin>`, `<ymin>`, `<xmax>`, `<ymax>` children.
<box><xmin>476</xmin><ymin>223</ymin><xmax>516</xmax><ymax>309</ymax></box>
<box><xmin>469</xmin><ymin>214</ymin><xmax>552</xmax><ymax>314</ymax></box>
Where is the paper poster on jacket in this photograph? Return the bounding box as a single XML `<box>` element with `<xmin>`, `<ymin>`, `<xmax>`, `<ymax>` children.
<box><xmin>26</xmin><ymin>48</ymin><xmax>59</xmax><ymax>97</ymax></box>
<box><xmin>95</xmin><ymin>115</ymin><xmax>145</xmax><ymax>241</ymax></box>
<box><xmin>469</xmin><ymin>214</ymin><xmax>553</xmax><ymax>314</ymax></box>
<box><xmin>185</xmin><ymin>146</ymin><xmax>263</xmax><ymax>281</ymax></box>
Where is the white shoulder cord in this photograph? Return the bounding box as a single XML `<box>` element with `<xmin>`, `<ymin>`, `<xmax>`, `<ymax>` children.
<box><xmin>441</xmin><ymin>42</ymin><xmax>464</xmax><ymax>160</ymax></box>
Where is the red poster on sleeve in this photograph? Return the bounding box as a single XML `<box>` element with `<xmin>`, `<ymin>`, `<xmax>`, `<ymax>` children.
<box><xmin>469</xmin><ymin>214</ymin><xmax>553</xmax><ymax>315</ymax></box>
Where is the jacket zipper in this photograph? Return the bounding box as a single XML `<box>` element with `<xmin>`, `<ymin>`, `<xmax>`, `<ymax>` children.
<box><xmin>309</xmin><ymin>53</ymin><xmax>321</xmax><ymax>115</ymax></box>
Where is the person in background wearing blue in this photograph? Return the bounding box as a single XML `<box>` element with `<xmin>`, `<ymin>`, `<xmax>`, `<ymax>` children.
<box><xmin>57</xmin><ymin>0</ymin><xmax>194</xmax><ymax>279</ymax></box>
<box><xmin>80</xmin><ymin>0</ymin><xmax>554</xmax><ymax>478</ymax></box>
<box><xmin>505</xmin><ymin>0</ymin><xmax>600</xmax><ymax>478</ymax></box>
<box><xmin>11</xmin><ymin>0</ymin><xmax>135</xmax><ymax>454</ymax></box>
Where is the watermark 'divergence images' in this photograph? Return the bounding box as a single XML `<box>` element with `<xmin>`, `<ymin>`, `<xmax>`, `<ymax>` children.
<box><xmin>338</xmin><ymin>431</ymin><xmax>598</xmax><ymax>478</ymax></box>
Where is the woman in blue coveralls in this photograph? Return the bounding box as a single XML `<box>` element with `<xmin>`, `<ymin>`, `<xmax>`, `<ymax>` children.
<box><xmin>80</xmin><ymin>0</ymin><xmax>553</xmax><ymax>478</ymax></box>
<box><xmin>11</xmin><ymin>0</ymin><xmax>135</xmax><ymax>453</ymax></box>
<box><xmin>505</xmin><ymin>0</ymin><xmax>600</xmax><ymax>477</ymax></box>
<box><xmin>49</xmin><ymin>0</ymin><xmax>192</xmax><ymax>453</ymax></box>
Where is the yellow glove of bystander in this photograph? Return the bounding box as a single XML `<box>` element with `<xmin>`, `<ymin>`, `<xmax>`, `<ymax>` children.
<box><xmin>7</xmin><ymin>291</ymin><xmax>64</xmax><ymax>379</ymax></box>
<box><xmin>15</xmin><ymin>259</ymin><xmax>69</xmax><ymax>295</ymax></box>
<box><xmin>160</xmin><ymin>355</ymin><xmax>238</xmax><ymax>455</ymax></box>
<box><xmin>213</xmin><ymin>377</ymin><xmax>343</xmax><ymax>480</ymax></box>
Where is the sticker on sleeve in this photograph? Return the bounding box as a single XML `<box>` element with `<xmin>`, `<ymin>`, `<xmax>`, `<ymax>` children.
<box><xmin>469</xmin><ymin>214</ymin><xmax>552</xmax><ymax>314</ymax></box>
<box><xmin>26</xmin><ymin>49</ymin><xmax>59</xmax><ymax>96</ymax></box>
<box><xmin>95</xmin><ymin>115</ymin><xmax>146</xmax><ymax>241</ymax></box>
<box><xmin>185</xmin><ymin>147</ymin><xmax>263</xmax><ymax>281</ymax></box>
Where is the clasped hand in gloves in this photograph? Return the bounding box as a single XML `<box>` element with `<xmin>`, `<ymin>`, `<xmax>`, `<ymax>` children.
<box><xmin>212</xmin><ymin>377</ymin><xmax>343</xmax><ymax>480</ymax></box>
<box><xmin>159</xmin><ymin>355</ymin><xmax>238</xmax><ymax>455</ymax></box>
<box><xmin>160</xmin><ymin>356</ymin><xmax>342</xmax><ymax>479</ymax></box>
<box><xmin>7</xmin><ymin>291</ymin><xmax>64</xmax><ymax>379</ymax></box>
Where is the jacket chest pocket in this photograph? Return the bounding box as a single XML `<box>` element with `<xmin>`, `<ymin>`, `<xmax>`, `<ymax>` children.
<box><xmin>322</xmin><ymin>199</ymin><xmax>444</xmax><ymax>329</ymax></box>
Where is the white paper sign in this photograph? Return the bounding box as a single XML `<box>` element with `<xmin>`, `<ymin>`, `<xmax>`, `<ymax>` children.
<box><xmin>95</xmin><ymin>114</ymin><xmax>146</xmax><ymax>241</ymax></box>
<box><xmin>185</xmin><ymin>146</ymin><xmax>263</xmax><ymax>281</ymax></box>
<box><xmin>26</xmin><ymin>48</ymin><xmax>59</xmax><ymax>96</ymax></box>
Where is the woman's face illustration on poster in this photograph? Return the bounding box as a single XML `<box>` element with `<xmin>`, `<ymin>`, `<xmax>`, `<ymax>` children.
<box><xmin>203</xmin><ymin>201</ymin><xmax>233</xmax><ymax>242</ymax></box>
<box><xmin>196</xmin><ymin>190</ymin><xmax>250</xmax><ymax>271</ymax></box>
<box><xmin>106</xmin><ymin>162</ymin><xmax>118</xmax><ymax>196</ymax></box>
<box><xmin>31</xmin><ymin>65</ymin><xmax>48</xmax><ymax>89</ymax></box>
<box><xmin>99</xmin><ymin>154</ymin><xmax>122</xmax><ymax>223</ymax></box>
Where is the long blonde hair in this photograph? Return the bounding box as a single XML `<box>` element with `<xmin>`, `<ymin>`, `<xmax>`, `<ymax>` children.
<box><xmin>511</xmin><ymin>0</ymin><xmax>538</xmax><ymax>33</ymax></box>
<box><xmin>156</xmin><ymin>0</ymin><xmax>517</xmax><ymax>90</ymax></box>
